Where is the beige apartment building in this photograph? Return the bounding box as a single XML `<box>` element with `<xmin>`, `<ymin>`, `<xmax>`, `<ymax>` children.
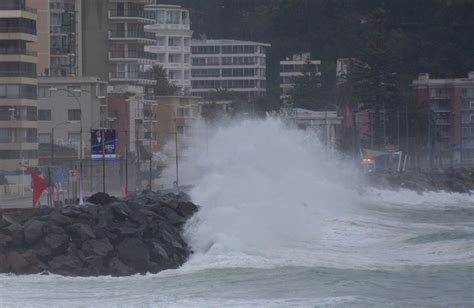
<box><xmin>151</xmin><ymin>96</ymin><xmax>200</xmax><ymax>151</ymax></box>
<box><xmin>26</xmin><ymin>0</ymin><xmax>82</xmax><ymax>77</ymax></box>
<box><xmin>36</xmin><ymin>76</ymin><xmax>108</xmax><ymax>163</ymax></box>
<box><xmin>0</xmin><ymin>0</ymin><xmax>38</xmax><ymax>172</ymax></box>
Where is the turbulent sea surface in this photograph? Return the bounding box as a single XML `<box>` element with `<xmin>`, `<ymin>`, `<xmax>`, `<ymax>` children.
<box><xmin>1</xmin><ymin>119</ymin><xmax>473</xmax><ymax>307</ymax></box>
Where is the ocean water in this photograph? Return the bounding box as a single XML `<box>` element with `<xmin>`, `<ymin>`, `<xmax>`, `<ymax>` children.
<box><xmin>1</xmin><ymin>119</ymin><xmax>473</xmax><ymax>307</ymax></box>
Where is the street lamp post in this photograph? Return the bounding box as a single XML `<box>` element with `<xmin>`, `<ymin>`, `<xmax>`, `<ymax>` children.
<box><xmin>49</xmin><ymin>87</ymin><xmax>84</xmax><ymax>205</ymax></box>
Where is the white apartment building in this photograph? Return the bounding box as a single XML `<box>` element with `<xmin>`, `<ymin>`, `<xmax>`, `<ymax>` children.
<box><xmin>144</xmin><ymin>4</ymin><xmax>192</xmax><ymax>95</ymax></box>
<box><xmin>280</xmin><ymin>52</ymin><xmax>320</xmax><ymax>101</ymax></box>
<box><xmin>190</xmin><ymin>39</ymin><xmax>270</xmax><ymax>99</ymax></box>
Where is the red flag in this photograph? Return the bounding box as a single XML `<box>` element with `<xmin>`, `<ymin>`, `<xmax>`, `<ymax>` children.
<box><xmin>29</xmin><ymin>169</ymin><xmax>47</xmax><ymax>207</ymax></box>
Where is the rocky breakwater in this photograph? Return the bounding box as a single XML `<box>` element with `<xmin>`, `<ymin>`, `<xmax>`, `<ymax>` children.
<box><xmin>0</xmin><ymin>191</ymin><xmax>198</xmax><ymax>276</ymax></box>
<box><xmin>367</xmin><ymin>168</ymin><xmax>474</xmax><ymax>194</ymax></box>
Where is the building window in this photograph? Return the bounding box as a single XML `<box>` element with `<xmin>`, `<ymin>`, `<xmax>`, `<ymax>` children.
<box><xmin>116</xmin><ymin>64</ymin><xmax>126</xmax><ymax>78</ymax></box>
<box><xmin>176</xmin><ymin>125</ymin><xmax>189</xmax><ymax>136</ymax></box>
<box><xmin>176</xmin><ymin>107</ymin><xmax>192</xmax><ymax>117</ymax></box>
<box><xmin>0</xmin><ymin>128</ymin><xmax>13</xmax><ymax>143</ymax></box>
<box><xmin>169</xmin><ymin>54</ymin><xmax>180</xmax><ymax>63</ymax></box>
<box><xmin>144</xmin><ymin>131</ymin><xmax>152</xmax><ymax>139</ymax></box>
<box><xmin>430</xmin><ymin>88</ymin><xmax>448</xmax><ymax>99</ymax></box>
<box><xmin>39</xmin><ymin>133</ymin><xmax>52</xmax><ymax>144</ymax></box>
<box><xmin>67</xmin><ymin>86</ymin><xmax>81</xmax><ymax>96</ymax></box>
<box><xmin>38</xmin><ymin>109</ymin><xmax>52</xmax><ymax>121</ymax></box>
<box><xmin>68</xmin><ymin>109</ymin><xmax>81</xmax><ymax>121</ymax></box>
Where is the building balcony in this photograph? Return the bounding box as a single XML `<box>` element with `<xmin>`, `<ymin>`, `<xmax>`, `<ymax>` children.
<box><xmin>145</xmin><ymin>45</ymin><xmax>165</xmax><ymax>53</ymax></box>
<box><xmin>0</xmin><ymin>26</ymin><xmax>36</xmax><ymax>35</ymax></box>
<box><xmin>168</xmin><ymin>62</ymin><xmax>183</xmax><ymax>69</ymax></box>
<box><xmin>0</xmin><ymin>3</ymin><xmax>36</xmax><ymax>14</ymax></box>
<box><xmin>435</xmin><ymin>119</ymin><xmax>451</xmax><ymax>125</ymax></box>
<box><xmin>109</xmin><ymin>71</ymin><xmax>156</xmax><ymax>85</ymax></box>
<box><xmin>144</xmin><ymin>23</ymin><xmax>190</xmax><ymax>32</ymax></box>
<box><xmin>0</xmin><ymin>48</ymin><xmax>36</xmax><ymax>56</ymax></box>
<box><xmin>108</xmin><ymin>10</ymin><xmax>155</xmax><ymax>24</ymax></box>
<box><xmin>170</xmin><ymin>79</ymin><xmax>191</xmax><ymax>86</ymax></box>
<box><xmin>109</xmin><ymin>51</ymin><xmax>156</xmax><ymax>63</ymax></box>
<box><xmin>50</xmin><ymin>47</ymin><xmax>74</xmax><ymax>56</ymax></box>
<box><xmin>0</xmin><ymin>70</ymin><xmax>36</xmax><ymax>78</ymax></box>
<box><xmin>108</xmin><ymin>30</ymin><xmax>155</xmax><ymax>43</ymax></box>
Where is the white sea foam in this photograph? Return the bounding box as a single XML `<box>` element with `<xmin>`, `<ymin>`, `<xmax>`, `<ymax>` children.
<box><xmin>159</xmin><ymin>118</ymin><xmax>474</xmax><ymax>272</ymax></box>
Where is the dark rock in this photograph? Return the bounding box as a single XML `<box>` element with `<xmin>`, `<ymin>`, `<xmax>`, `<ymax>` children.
<box><xmin>111</xmin><ymin>226</ymin><xmax>143</xmax><ymax>237</ymax></box>
<box><xmin>150</xmin><ymin>242</ymin><xmax>169</xmax><ymax>262</ymax></box>
<box><xmin>82</xmin><ymin>238</ymin><xmax>113</xmax><ymax>257</ymax></box>
<box><xmin>87</xmin><ymin>192</ymin><xmax>116</xmax><ymax>205</ymax></box>
<box><xmin>110</xmin><ymin>204</ymin><xmax>131</xmax><ymax>221</ymax></box>
<box><xmin>44</xmin><ymin>234</ymin><xmax>70</xmax><ymax>254</ymax></box>
<box><xmin>69</xmin><ymin>223</ymin><xmax>96</xmax><ymax>241</ymax></box>
<box><xmin>61</xmin><ymin>206</ymin><xmax>82</xmax><ymax>218</ymax></box>
<box><xmin>108</xmin><ymin>257</ymin><xmax>133</xmax><ymax>276</ymax></box>
<box><xmin>177</xmin><ymin>201</ymin><xmax>198</xmax><ymax>218</ymax></box>
<box><xmin>0</xmin><ymin>190</ymin><xmax>199</xmax><ymax>277</ymax></box>
<box><xmin>43</xmin><ymin>223</ymin><xmax>65</xmax><ymax>235</ymax></box>
<box><xmin>7</xmin><ymin>251</ymin><xmax>29</xmax><ymax>273</ymax></box>
<box><xmin>0</xmin><ymin>253</ymin><xmax>7</xmax><ymax>272</ymax></box>
<box><xmin>23</xmin><ymin>220</ymin><xmax>46</xmax><ymax>244</ymax></box>
<box><xmin>116</xmin><ymin>238</ymin><xmax>149</xmax><ymax>271</ymax></box>
<box><xmin>159</xmin><ymin>207</ymin><xmax>187</xmax><ymax>226</ymax></box>
<box><xmin>49</xmin><ymin>253</ymin><xmax>84</xmax><ymax>276</ymax></box>
<box><xmin>44</xmin><ymin>211</ymin><xmax>72</xmax><ymax>226</ymax></box>
<box><xmin>0</xmin><ymin>215</ymin><xmax>17</xmax><ymax>229</ymax></box>
<box><xmin>84</xmin><ymin>255</ymin><xmax>105</xmax><ymax>276</ymax></box>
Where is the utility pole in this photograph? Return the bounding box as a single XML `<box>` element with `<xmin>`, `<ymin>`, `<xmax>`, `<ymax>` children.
<box><xmin>102</xmin><ymin>128</ymin><xmax>106</xmax><ymax>193</ymax></box>
<box><xmin>175</xmin><ymin>123</ymin><xmax>179</xmax><ymax>191</ymax></box>
<box><xmin>149</xmin><ymin>128</ymin><xmax>152</xmax><ymax>191</ymax></box>
<box><xmin>125</xmin><ymin>142</ymin><xmax>128</xmax><ymax>197</ymax></box>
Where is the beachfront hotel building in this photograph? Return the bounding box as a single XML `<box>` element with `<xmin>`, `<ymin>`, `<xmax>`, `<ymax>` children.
<box><xmin>0</xmin><ymin>0</ymin><xmax>38</xmax><ymax>171</ymax></box>
<box><xmin>190</xmin><ymin>39</ymin><xmax>270</xmax><ymax>99</ymax></box>
<box><xmin>280</xmin><ymin>52</ymin><xmax>320</xmax><ymax>102</ymax></box>
<box><xmin>144</xmin><ymin>4</ymin><xmax>192</xmax><ymax>95</ymax></box>
<box><xmin>412</xmin><ymin>72</ymin><xmax>474</xmax><ymax>166</ymax></box>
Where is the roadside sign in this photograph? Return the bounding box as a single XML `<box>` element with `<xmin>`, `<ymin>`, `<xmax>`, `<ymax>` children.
<box><xmin>91</xmin><ymin>129</ymin><xmax>117</xmax><ymax>160</ymax></box>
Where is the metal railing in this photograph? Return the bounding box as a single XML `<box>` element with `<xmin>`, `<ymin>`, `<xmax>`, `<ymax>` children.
<box><xmin>109</xmin><ymin>30</ymin><xmax>155</xmax><ymax>40</ymax></box>
<box><xmin>110</xmin><ymin>71</ymin><xmax>154</xmax><ymax>80</ymax></box>
<box><xmin>0</xmin><ymin>48</ymin><xmax>36</xmax><ymax>56</ymax></box>
<box><xmin>109</xmin><ymin>50</ymin><xmax>156</xmax><ymax>60</ymax></box>
<box><xmin>109</xmin><ymin>10</ymin><xmax>155</xmax><ymax>20</ymax></box>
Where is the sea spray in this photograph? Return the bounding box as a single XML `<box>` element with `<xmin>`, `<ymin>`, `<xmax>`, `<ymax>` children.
<box><xmin>159</xmin><ymin>119</ymin><xmax>360</xmax><ymax>263</ymax></box>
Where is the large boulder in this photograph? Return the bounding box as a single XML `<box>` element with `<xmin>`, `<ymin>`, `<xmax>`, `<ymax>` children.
<box><xmin>87</xmin><ymin>192</ymin><xmax>115</xmax><ymax>205</ymax></box>
<box><xmin>69</xmin><ymin>223</ymin><xmax>96</xmax><ymax>241</ymax></box>
<box><xmin>108</xmin><ymin>257</ymin><xmax>133</xmax><ymax>276</ymax></box>
<box><xmin>23</xmin><ymin>220</ymin><xmax>46</xmax><ymax>244</ymax></box>
<box><xmin>116</xmin><ymin>238</ymin><xmax>149</xmax><ymax>271</ymax></box>
<box><xmin>82</xmin><ymin>238</ymin><xmax>113</xmax><ymax>258</ymax></box>
<box><xmin>44</xmin><ymin>234</ymin><xmax>70</xmax><ymax>255</ymax></box>
<box><xmin>49</xmin><ymin>253</ymin><xmax>84</xmax><ymax>276</ymax></box>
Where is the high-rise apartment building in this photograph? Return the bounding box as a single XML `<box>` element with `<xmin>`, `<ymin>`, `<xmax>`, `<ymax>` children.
<box><xmin>0</xmin><ymin>0</ymin><xmax>38</xmax><ymax>171</ymax></box>
<box><xmin>190</xmin><ymin>39</ymin><xmax>270</xmax><ymax>99</ymax></box>
<box><xmin>81</xmin><ymin>0</ymin><xmax>157</xmax><ymax>156</ymax></box>
<box><xmin>144</xmin><ymin>4</ymin><xmax>192</xmax><ymax>95</ymax></box>
<box><xmin>280</xmin><ymin>52</ymin><xmax>320</xmax><ymax>101</ymax></box>
<box><xmin>27</xmin><ymin>0</ymin><xmax>82</xmax><ymax>77</ymax></box>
